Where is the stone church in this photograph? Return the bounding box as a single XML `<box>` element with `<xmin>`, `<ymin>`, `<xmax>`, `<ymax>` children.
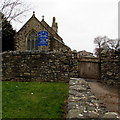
<box><xmin>15</xmin><ymin>12</ymin><xmax>71</xmax><ymax>51</ymax></box>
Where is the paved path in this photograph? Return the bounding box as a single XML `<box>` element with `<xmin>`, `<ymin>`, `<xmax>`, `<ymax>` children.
<box><xmin>88</xmin><ymin>80</ymin><xmax>120</xmax><ymax>115</ymax></box>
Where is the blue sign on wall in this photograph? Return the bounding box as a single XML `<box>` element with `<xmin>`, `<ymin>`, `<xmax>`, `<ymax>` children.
<box><xmin>38</xmin><ymin>38</ymin><xmax>48</xmax><ymax>46</ymax></box>
<box><xmin>38</xmin><ymin>31</ymin><xmax>48</xmax><ymax>46</ymax></box>
<box><xmin>38</xmin><ymin>31</ymin><xmax>48</xmax><ymax>39</ymax></box>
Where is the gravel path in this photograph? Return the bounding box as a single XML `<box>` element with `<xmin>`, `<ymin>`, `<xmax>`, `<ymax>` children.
<box><xmin>67</xmin><ymin>78</ymin><xmax>120</xmax><ymax>119</ymax></box>
<box><xmin>88</xmin><ymin>80</ymin><xmax>120</xmax><ymax>115</ymax></box>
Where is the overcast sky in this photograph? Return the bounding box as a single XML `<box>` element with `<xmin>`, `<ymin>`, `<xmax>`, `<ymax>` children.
<box><xmin>12</xmin><ymin>0</ymin><xmax>119</xmax><ymax>53</ymax></box>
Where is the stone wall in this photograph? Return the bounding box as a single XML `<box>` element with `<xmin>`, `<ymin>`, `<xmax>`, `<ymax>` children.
<box><xmin>101</xmin><ymin>59</ymin><xmax>120</xmax><ymax>85</ymax></box>
<box><xmin>67</xmin><ymin>78</ymin><xmax>120</xmax><ymax>119</ymax></box>
<box><xmin>49</xmin><ymin>37</ymin><xmax>71</xmax><ymax>52</ymax></box>
<box><xmin>78</xmin><ymin>54</ymin><xmax>120</xmax><ymax>84</ymax></box>
<box><xmin>101</xmin><ymin>50</ymin><xmax>120</xmax><ymax>85</ymax></box>
<box><xmin>2</xmin><ymin>50</ymin><xmax>120</xmax><ymax>84</ymax></box>
<box><xmin>2</xmin><ymin>51</ymin><xmax>78</xmax><ymax>82</ymax></box>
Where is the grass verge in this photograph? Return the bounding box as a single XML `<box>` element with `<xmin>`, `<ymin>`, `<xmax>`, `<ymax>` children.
<box><xmin>2</xmin><ymin>81</ymin><xmax>68</xmax><ymax>118</ymax></box>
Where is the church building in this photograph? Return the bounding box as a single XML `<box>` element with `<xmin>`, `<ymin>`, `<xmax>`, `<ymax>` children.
<box><xmin>15</xmin><ymin>12</ymin><xmax>71</xmax><ymax>52</ymax></box>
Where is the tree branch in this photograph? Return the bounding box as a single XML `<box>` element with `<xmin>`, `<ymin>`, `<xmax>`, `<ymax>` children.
<box><xmin>1</xmin><ymin>0</ymin><xmax>30</xmax><ymax>23</ymax></box>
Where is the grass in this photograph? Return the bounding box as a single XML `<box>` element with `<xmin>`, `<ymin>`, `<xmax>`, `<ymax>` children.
<box><xmin>2</xmin><ymin>81</ymin><xmax>68</xmax><ymax>118</ymax></box>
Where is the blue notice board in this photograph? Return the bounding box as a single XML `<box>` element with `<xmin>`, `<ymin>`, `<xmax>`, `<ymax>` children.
<box><xmin>38</xmin><ymin>31</ymin><xmax>48</xmax><ymax>46</ymax></box>
<box><xmin>38</xmin><ymin>38</ymin><xmax>48</xmax><ymax>46</ymax></box>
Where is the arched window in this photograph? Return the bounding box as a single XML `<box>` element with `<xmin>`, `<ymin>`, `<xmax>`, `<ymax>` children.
<box><xmin>27</xmin><ymin>30</ymin><xmax>38</xmax><ymax>50</ymax></box>
<box><xmin>31</xmin><ymin>39</ymin><xmax>34</xmax><ymax>50</ymax></box>
<box><xmin>27</xmin><ymin>40</ymin><xmax>30</xmax><ymax>50</ymax></box>
<box><xmin>35</xmin><ymin>40</ymin><xmax>38</xmax><ymax>50</ymax></box>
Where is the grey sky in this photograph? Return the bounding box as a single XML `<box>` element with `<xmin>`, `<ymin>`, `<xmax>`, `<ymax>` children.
<box><xmin>12</xmin><ymin>0</ymin><xmax>119</xmax><ymax>53</ymax></box>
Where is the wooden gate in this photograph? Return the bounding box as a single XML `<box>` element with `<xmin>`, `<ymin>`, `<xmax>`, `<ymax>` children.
<box><xmin>78</xmin><ymin>57</ymin><xmax>100</xmax><ymax>79</ymax></box>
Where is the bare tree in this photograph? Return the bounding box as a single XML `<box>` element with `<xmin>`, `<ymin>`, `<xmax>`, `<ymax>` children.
<box><xmin>94</xmin><ymin>36</ymin><xmax>105</xmax><ymax>57</ymax></box>
<box><xmin>94</xmin><ymin>36</ymin><xmax>112</xmax><ymax>56</ymax></box>
<box><xmin>94</xmin><ymin>36</ymin><xmax>120</xmax><ymax>79</ymax></box>
<box><xmin>94</xmin><ymin>36</ymin><xmax>109</xmax><ymax>79</ymax></box>
<box><xmin>0</xmin><ymin>0</ymin><xmax>30</xmax><ymax>23</ymax></box>
<box><xmin>94</xmin><ymin>36</ymin><xmax>103</xmax><ymax>48</ymax></box>
<box><xmin>107</xmin><ymin>39</ymin><xmax>119</xmax><ymax>50</ymax></box>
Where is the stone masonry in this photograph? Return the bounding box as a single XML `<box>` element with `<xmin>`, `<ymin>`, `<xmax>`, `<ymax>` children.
<box><xmin>15</xmin><ymin>12</ymin><xmax>70</xmax><ymax>52</ymax></box>
<box><xmin>101</xmin><ymin>60</ymin><xmax>120</xmax><ymax>86</ymax></box>
<box><xmin>2</xmin><ymin>51</ymin><xmax>78</xmax><ymax>82</ymax></box>
<box><xmin>67</xmin><ymin>78</ymin><xmax>120</xmax><ymax>119</ymax></box>
<box><xmin>1</xmin><ymin>50</ymin><xmax>120</xmax><ymax>118</ymax></box>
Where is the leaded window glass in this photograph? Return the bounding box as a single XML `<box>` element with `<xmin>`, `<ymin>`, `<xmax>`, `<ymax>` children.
<box><xmin>27</xmin><ymin>31</ymin><xmax>38</xmax><ymax>50</ymax></box>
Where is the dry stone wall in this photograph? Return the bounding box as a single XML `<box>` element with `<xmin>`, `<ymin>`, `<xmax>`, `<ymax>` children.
<box><xmin>67</xmin><ymin>78</ymin><xmax>120</xmax><ymax>119</ymax></box>
<box><xmin>2</xmin><ymin>51</ymin><xmax>78</xmax><ymax>82</ymax></box>
<box><xmin>101</xmin><ymin>60</ymin><xmax>120</xmax><ymax>85</ymax></box>
<box><xmin>2</xmin><ymin>49</ymin><xmax>120</xmax><ymax>84</ymax></box>
<box><xmin>101</xmin><ymin>50</ymin><xmax>120</xmax><ymax>86</ymax></box>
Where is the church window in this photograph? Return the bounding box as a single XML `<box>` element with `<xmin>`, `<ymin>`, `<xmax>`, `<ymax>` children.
<box><xmin>31</xmin><ymin>39</ymin><xmax>34</xmax><ymax>50</ymax></box>
<box><xmin>27</xmin><ymin>30</ymin><xmax>38</xmax><ymax>50</ymax></box>
<box><xmin>35</xmin><ymin>40</ymin><xmax>38</xmax><ymax>50</ymax></box>
<box><xmin>27</xmin><ymin>40</ymin><xmax>30</xmax><ymax>50</ymax></box>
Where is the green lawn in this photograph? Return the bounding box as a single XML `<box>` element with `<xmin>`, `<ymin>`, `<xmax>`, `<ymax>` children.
<box><xmin>2</xmin><ymin>81</ymin><xmax>68</xmax><ymax>118</ymax></box>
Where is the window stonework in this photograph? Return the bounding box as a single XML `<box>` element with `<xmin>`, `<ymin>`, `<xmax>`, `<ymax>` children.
<box><xmin>27</xmin><ymin>30</ymin><xmax>38</xmax><ymax>50</ymax></box>
<box><xmin>27</xmin><ymin>40</ymin><xmax>30</xmax><ymax>50</ymax></box>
